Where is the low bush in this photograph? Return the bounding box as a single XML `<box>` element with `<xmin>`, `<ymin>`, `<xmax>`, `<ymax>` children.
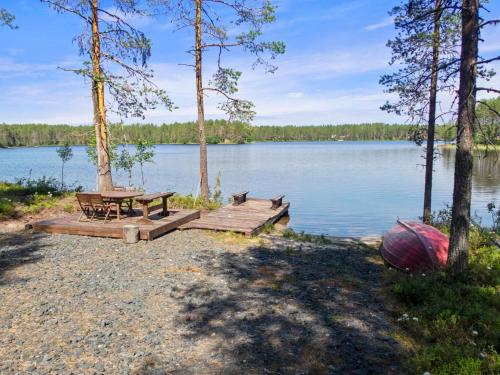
<box><xmin>167</xmin><ymin>193</ymin><xmax>222</xmax><ymax>211</ymax></box>
<box><xmin>0</xmin><ymin>177</ymin><xmax>72</xmax><ymax>219</ymax></box>
<box><xmin>389</xmin><ymin>222</ymin><xmax>500</xmax><ymax>374</ymax></box>
<box><xmin>282</xmin><ymin>228</ymin><xmax>332</xmax><ymax>245</ymax></box>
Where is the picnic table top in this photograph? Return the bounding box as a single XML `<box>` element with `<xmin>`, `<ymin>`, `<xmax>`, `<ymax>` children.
<box><xmin>100</xmin><ymin>191</ymin><xmax>144</xmax><ymax>199</ymax></box>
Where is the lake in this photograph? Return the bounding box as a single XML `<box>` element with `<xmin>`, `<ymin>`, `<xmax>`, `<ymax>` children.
<box><xmin>1</xmin><ymin>141</ymin><xmax>498</xmax><ymax>237</ymax></box>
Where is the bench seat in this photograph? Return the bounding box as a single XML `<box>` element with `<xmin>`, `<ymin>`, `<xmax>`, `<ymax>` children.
<box><xmin>232</xmin><ymin>191</ymin><xmax>250</xmax><ymax>206</ymax></box>
<box><xmin>271</xmin><ymin>194</ymin><xmax>285</xmax><ymax>210</ymax></box>
<box><xmin>136</xmin><ymin>192</ymin><xmax>175</xmax><ymax>222</ymax></box>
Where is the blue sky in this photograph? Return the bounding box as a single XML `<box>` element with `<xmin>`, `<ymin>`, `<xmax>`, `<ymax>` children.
<box><xmin>0</xmin><ymin>0</ymin><xmax>499</xmax><ymax>125</ymax></box>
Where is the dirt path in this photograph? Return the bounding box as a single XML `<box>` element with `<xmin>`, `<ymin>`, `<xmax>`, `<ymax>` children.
<box><xmin>0</xmin><ymin>230</ymin><xmax>404</xmax><ymax>374</ymax></box>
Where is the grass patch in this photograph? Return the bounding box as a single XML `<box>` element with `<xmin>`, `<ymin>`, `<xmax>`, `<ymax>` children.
<box><xmin>167</xmin><ymin>193</ymin><xmax>223</xmax><ymax>211</ymax></box>
<box><xmin>388</xmin><ymin>227</ymin><xmax>500</xmax><ymax>374</ymax></box>
<box><xmin>282</xmin><ymin>228</ymin><xmax>332</xmax><ymax>245</ymax></box>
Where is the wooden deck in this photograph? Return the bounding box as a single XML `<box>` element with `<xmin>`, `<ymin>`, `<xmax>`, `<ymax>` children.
<box><xmin>180</xmin><ymin>198</ymin><xmax>290</xmax><ymax>236</ymax></box>
<box><xmin>30</xmin><ymin>209</ymin><xmax>200</xmax><ymax>241</ymax></box>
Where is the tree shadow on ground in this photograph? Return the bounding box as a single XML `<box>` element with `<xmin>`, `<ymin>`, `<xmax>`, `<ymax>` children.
<box><xmin>169</xmin><ymin>236</ymin><xmax>404</xmax><ymax>375</ymax></box>
<box><xmin>0</xmin><ymin>231</ymin><xmax>48</xmax><ymax>285</ymax></box>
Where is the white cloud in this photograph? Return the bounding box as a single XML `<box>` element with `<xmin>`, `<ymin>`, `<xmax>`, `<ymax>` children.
<box><xmin>0</xmin><ymin>42</ymin><xmax>401</xmax><ymax>125</ymax></box>
<box><xmin>364</xmin><ymin>17</ymin><xmax>394</xmax><ymax>31</ymax></box>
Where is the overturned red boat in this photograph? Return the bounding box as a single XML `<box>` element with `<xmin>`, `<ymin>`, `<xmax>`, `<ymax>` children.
<box><xmin>381</xmin><ymin>220</ymin><xmax>449</xmax><ymax>272</ymax></box>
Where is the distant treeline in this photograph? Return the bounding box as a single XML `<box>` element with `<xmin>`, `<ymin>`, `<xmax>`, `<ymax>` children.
<box><xmin>0</xmin><ymin>120</ymin><xmax>457</xmax><ymax>147</ymax></box>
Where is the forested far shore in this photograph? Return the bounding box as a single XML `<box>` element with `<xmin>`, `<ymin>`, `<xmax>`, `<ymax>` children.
<box><xmin>0</xmin><ymin>121</ymin><xmax>457</xmax><ymax>147</ymax></box>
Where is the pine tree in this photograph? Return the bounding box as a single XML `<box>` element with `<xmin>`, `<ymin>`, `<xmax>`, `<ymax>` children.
<box><xmin>152</xmin><ymin>0</ymin><xmax>284</xmax><ymax>200</ymax></box>
<box><xmin>448</xmin><ymin>0</ymin><xmax>499</xmax><ymax>274</ymax></box>
<box><xmin>42</xmin><ymin>0</ymin><xmax>173</xmax><ymax>191</ymax></box>
<box><xmin>380</xmin><ymin>0</ymin><xmax>461</xmax><ymax>224</ymax></box>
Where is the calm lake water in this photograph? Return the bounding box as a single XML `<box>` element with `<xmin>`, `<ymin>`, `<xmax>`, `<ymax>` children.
<box><xmin>1</xmin><ymin>141</ymin><xmax>498</xmax><ymax>237</ymax></box>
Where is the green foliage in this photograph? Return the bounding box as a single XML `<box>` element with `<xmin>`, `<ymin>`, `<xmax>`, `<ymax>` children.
<box><xmin>0</xmin><ymin>8</ymin><xmax>17</xmax><ymax>29</ymax></box>
<box><xmin>13</xmin><ymin>176</ymin><xmax>62</xmax><ymax>196</ymax></box>
<box><xmin>63</xmin><ymin>203</ymin><xmax>75</xmax><ymax>213</ymax></box>
<box><xmin>261</xmin><ymin>223</ymin><xmax>275</xmax><ymax>234</ymax></box>
<box><xmin>389</xmin><ymin>225</ymin><xmax>500</xmax><ymax>374</ymax></box>
<box><xmin>21</xmin><ymin>192</ymin><xmax>59</xmax><ymax>215</ymax></box>
<box><xmin>168</xmin><ymin>172</ymin><xmax>224</xmax><ymax>210</ymax></box>
<box><xmin>56</xmin><ymin>143</ymin><xmax>73</xmax><ymax>189</ymax></box>
<box><xmin>56</xmin><ymin>144</ymin><xmax>73</xmax><ymax>163</ymax></box>
<box><xmin>41</xmin><ymin>0</ymin><xmax>173</xmax><ymax>119</ymax></box>
<box><xmin>168</xmin><ymin>193</ymin><xmax>222</xmax><ymax>211</ymax></box>
<box><xmin>0</xmin><ymin>122</ymin><xmax>423</xmax><ymax>147</ymax></box>
<box><xmin>116</xmin><ymin>148</ymin><xmax>136</xmax><ymax>187</ymax></box>
<box><xmin>161</xmin><ymin>0</ymin><xmax>284</xmax><ymax>122</ymax></box>
<box><xmin>134</xmin><ymin>139</ymin><xmax>155</xmax><ymax>187</ymax></box>
<box><xmin>0</xmin><ymin>197</ymin><xmax>15</xmax><ymax>217</ymax></box>
<box><xmin>210</xmin><ymin>172</ymin><xmax>223</xmax><ymax>206</ymax></box>
<box><xmin>486</xmin><ymin>203</ymin><xmax>500</xmax><ymax>233</ymax></box>
<box><xmin>476</xmin><ymin>97</ymin><xmax>500</xmax><ymax>146</ymax></box>
<box><xmin>380</xmin><ymin>0</ymin><xmax>460</xmax><ymax>123</ymax></box>
<box><xmin>282</xmin><ymin>229</ymin><xmax>332</xmax><ymax>245</ymax></box>
<box><xmin>0</xmin><ymin>177</ymin><xmax>67</xmax><ymax>218</ymax></box>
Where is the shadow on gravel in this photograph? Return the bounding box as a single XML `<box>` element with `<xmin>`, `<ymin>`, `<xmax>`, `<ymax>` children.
<box><xmin>0</xmin><ymin>231</ymin><xmax>48</xmax><ymax>285</ymax></box>
<box><xmin>172</xmin><ymin>237</ymin><xmax>403</xmax><ymax>374</ymax></box>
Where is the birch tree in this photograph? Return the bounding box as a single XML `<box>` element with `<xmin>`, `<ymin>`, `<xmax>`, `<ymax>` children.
<box><xmin>42</xmin><ymin>0</ymin><xmax>173</xmax><ymax>191</ymax></box>
<box><xmin>152</xmin><ymin>0</ymin><xmax>285</xmax><ymax>200</ymax></box>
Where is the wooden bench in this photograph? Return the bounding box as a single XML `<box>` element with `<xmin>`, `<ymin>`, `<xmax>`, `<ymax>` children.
<box><xmin>232</xmin><ymin>191</ymin><xmax>249</xmax><ymax>206</ymax></box>
<box><xmin>271</xmin><ymin>194</ymin><xmax>285</xmax><ymax>210</ymax></box>
<box><xmin>135</xmin><ymin>192</ymin><xmax>175</xmax><ymax>222</ymax></box>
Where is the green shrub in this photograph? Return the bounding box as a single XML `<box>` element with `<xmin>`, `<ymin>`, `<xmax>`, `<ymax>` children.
<box><xmin>14</xmin><ymin>176</ymin><xmax>62</xmax><ymax>196</ymax></box>
<box><xmin>167</xmin><ymin>193</ymin><xmax>222</xmax><ymax>211</ymax></box>
<box><xmin>282</xmin><ymin>228</ymin><xmax>332</xmax><ymax>245</ymax></box>
<box><xmin>0</xmin><ymin>197</ymin><xmax>15</xmax><ymax>217</ymax></box>
<box><xmin>63</xmin><ymin>203</ymin><xmax>75</xmax><ymax>213</ymax></box>
<box><xmin>389</xmin><ymin>226</ymin><xmax>500</xmax><ymax>374</ymax></box>
<box><xmin>0</xmin><ymin>177</ymin><xmax>71</xmax><ymax>218</ymax></box>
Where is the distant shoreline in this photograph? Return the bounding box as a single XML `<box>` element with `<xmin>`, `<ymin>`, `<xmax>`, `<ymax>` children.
<box><xmin>0</xmin><ymin>139</ymin><xmax>417</xmax><ymax>149</ymax></box>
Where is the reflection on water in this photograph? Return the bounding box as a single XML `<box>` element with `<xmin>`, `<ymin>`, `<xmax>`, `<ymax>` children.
<box><xmin>441</xmin><ymin>146</ymin><xmax>500</xmax><ymax>195</ymax></box>
<box><xmin>0</xmin><ymin>142</ymin><xmax>498</xmax><ymax>236</ymax></box>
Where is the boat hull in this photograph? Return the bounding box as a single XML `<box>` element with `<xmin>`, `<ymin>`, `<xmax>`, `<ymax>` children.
<box><xmin>381</xmin><ymin>221</ymin><xmax>449</xmax><ymax>272</ymax></box>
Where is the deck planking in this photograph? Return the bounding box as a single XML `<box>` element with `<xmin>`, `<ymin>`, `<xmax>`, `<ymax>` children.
<box><xmin>180</xmin><ymin>198</ymin><xmax>289</xmax><ymax>236</ymax></box>
<box><xmin>30</xmin><ymin>209</ymin><xmax>200</xmax><ymax>241</ymax></box>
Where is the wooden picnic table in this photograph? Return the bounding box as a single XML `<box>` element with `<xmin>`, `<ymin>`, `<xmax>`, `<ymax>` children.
<box><xmin>101</xmin><ymin>191</ymin><xmax>144</xmax><ymax>221</ymax></box>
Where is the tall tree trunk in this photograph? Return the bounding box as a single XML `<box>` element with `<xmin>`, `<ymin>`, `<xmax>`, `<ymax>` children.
<box><xmin>141</xmin><ymin>164</ymin><xmax>145</xmax><ymax>188</ymax></box>
<box><xmin>448</xmin><ymin>0</ymin><xmax>479</xmax><ymax>275</ymax></box>
<box><xmin>195</xmin><ymin>0</ymin><xmax>209</xmax><ymax>201</ymax></box>
<box><xmin>423</xmin><ymin>0</ymin><xmax>442</xmax><ymax>224</ymax></box>
<box><xmin>61</xmin><ymin>162</ymin><xmax>64</xmax><ymax>190</ymax></box>
<box><xmin>91</xmin><ymin>0</ymin><xmax>113</xmax><ymax>192</ymax></box>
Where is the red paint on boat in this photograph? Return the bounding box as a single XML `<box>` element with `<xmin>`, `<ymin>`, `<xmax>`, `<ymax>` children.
<box><xmin>380</xmin><ymin>220</ymin><xmax>449</xmax><ymax>272</ymax></box>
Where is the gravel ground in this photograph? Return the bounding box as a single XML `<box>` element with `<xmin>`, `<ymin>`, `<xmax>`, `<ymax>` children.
<box><xmin>0</xmin><ymin>229</ymin><xmax>404</xmax><ymax>374</ymax></box>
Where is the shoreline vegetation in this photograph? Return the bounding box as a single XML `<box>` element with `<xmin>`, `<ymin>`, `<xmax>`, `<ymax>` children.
<box><xmin>438</xmin><ymin>143</ymin><xmax>500</xmax><ymax>151</ymax></box>
<box><xmin>0</xmin><ymin>121</ymin><xmax>461</xmax><ymax>147</ymax></box>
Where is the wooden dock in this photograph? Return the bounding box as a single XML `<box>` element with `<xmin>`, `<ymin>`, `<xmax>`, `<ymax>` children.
<box><xmin>30</xmin><ymin>209</ymin><xmax>200</xmax><ymax>241</ymax></box>
<box><xmin>180</xmin><ymin>198</ymin><xmax>290</xmax><ymax>236</ymax></box>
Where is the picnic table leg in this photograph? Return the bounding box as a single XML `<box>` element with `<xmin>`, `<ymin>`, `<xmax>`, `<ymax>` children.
<box><xmin>162</xmin><ymin>196</ymin><xmax>169</xmax><ymax>216</ymax></box>
<box><xmin>142</xmin><ymin>203</ymin><xmax>149</xmax><ymax>220</ymax></box>
<box><xmin>117</xmin><ymin>201</ymin><xmax>121</xmax><ymax>221</ymax></box>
